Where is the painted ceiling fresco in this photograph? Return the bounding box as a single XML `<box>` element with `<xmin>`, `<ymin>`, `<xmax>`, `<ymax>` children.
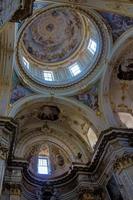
<box><xmin>23</xmin><ymin>7</ymin><xmax>83</xmax><ymax>63</ymax></box>
<box><xmin>100</xmin><ymin>12</ymin><xmax>133</xmax><ymax>41</ymax></box>
<box><xmin>10</xmin><ymin>71</ymin><xmax>33</xmax><ymax>104</ymax></box>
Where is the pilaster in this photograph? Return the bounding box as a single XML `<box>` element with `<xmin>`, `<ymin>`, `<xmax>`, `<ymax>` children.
<box><xmin>0</xmin><ymin>117</ymin><xmax>17</xmax><ymax>196</ymax></box>
<box><xmin>0</xmin><ymin>22</ymin><xmax>16</xmax><ymax>116</ymax></box>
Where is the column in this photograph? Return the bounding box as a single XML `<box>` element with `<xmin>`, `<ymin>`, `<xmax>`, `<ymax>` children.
<box><xmin>0</xmin><ymin>145</ymin><xmax>7</xmax><ymax>195</ymax></box>
<box><xmin>0</xmin><ymin>117</ymin><xmax>17</xmax><ymax>196</ymax></box>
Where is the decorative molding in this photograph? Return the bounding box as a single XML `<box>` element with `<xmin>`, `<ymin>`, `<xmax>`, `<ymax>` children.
<box><xmin>114</xmin><ymin>153</ymin><xmax>133</xmax><ymax>172</ymax></box>
<box><xmin>5</xmin><ymin>128</ymin><xmax>133</xmax><ymax>197</ymax></box>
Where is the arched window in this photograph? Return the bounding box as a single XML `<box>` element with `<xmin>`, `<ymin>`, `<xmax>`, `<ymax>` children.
<box><xmin>87</xmin><ymin>127</ymin><xmax>98</xmax><ymax>150</ymax></box>
<box><xmin>118</xmin><ymin>112</ymin><xmax>133</xmax><ymax>128</ymax></box>
<box><xmin>37</xmin><ymin>145</ymin><xmax>50</xmax><ymax>175</ymax></box>
<box><xmin>38</xmin><ymin>156</ymin><xmax>49</xmax><ymax>174</ymax></box>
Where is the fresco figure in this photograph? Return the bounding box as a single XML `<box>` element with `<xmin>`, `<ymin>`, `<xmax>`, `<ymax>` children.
<box><xmin>117</xmin><ymin>63</ymin><xmax>133</xmax><ymax>80</ymax></box>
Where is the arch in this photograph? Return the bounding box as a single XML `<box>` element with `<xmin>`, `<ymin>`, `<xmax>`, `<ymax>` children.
<box><xmin>8</xmin><ymin>94</ymin><xmax>107</xmax><ymax>133</ymax></box>
<box><xmin>100</xmin><ymin>27</ymin><xmax>133</xmax><ymax>128</ymax></box>
<box><xmin>15</xmin><ymin>134</ymin><xmax>75</xmax><ymax>161</ymax></box>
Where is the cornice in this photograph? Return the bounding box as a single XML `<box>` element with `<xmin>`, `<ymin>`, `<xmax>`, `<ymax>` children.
<box><xmin>5</xmin><ymin>128</ymin><xmax>133</xmax><ymax>187</ymax></box>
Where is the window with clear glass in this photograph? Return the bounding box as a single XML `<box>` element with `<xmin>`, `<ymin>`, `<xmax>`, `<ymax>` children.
<box><xmin>43</xmin><ymin>71</ymin><xmax>54</xmax><ymax>81</ymax></box>
<box><xmin>87</xmin><ymin>39</ymin><xmax>97</xmax><ymax>54</ymax></box>
<box><xmin>69</xmin><ymin>63</ymin><xmax>81</xmax><ymax>77</ymax></box>
<box><xmin>23</xmin><ymin>57</ymin><xmax>29</xmax><ymax>69</ymax></box>
<box><xmin>87</xmin><ymin>128</ymin><xmax>98</xmax><ymax>150</ymax></box>
<box><xmin>38</xmin><ymin>156</ymin><xmax>49</xmax><ymax>174</ymax></box>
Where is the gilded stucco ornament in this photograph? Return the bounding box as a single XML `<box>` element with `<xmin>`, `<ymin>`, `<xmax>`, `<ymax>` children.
<box><xmin>0</xmin><ymin>143</ymin><xmax>9</xmax><ymax>160</ymax></box>
<box><xmin>10</xmin><ymin>185</ymin><xmax>21</xmax><ymax>196</ymax></box>
<box><xmin>113</xmin><ymin>153</ymin><xmax>133</xmax><ymax>172</ymax></box>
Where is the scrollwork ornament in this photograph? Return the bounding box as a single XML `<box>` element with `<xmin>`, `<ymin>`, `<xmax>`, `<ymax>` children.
<box><xmin>10</xmin><ymin>184</ymin><xmax>21</xmax><ymax>196</ymax></box>
<box><xmin>114</xmin><ymin>153</ymin><xmax>133</xmax><ymax>172</ymax></box>
<box><xmin>0</xmin><ymin>144</ymin><xmax>9</xmax><ymax>160</ymax></box>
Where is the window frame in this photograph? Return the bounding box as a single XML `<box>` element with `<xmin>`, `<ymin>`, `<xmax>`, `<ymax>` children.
<box><xmin>23</xmin><ymin>57</ymin><xmax>29</xmax><ymax>69</ymax></box>
<box><xmin>87</xmin><ymin>39</ymin><xmax>97</xmax><ymax>55</ymax></box>
<box><xmin>43</xmin><ymin>71</ymin><xmax>54</xmax><ymax>81</ymax></box>
<box><xmin>37</xmin><ymin>156</ymin><xmax>49</xmax><ymax>175</ymax></box>
<box><xmin>69</xmin><ymin>63</ymin><xmax>81</xmax><ymax>77</ymax></box>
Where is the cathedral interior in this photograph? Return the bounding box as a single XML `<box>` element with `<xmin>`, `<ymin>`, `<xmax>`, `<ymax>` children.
<box><xmin>0</xmin><ymin>0</ymin><xmax>133</xmax><ymax>200</ymax></box>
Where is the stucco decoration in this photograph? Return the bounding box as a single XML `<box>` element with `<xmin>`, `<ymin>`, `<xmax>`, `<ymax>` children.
<box><xmin>109</xmin><ymin>42</ymin><xmax>133</xmax><ymax>127</ymax></box>
<box><xmin>80</xmin><ymin>193</ymin><xmax>94</xmax><ymax>200</ymax></box>
<box><xmin>100</xmin><ymin>32</ymin><xmax>133</xmax><ymax>128</ymax></box>
<box><xmin>117</xmin><ymin>62</ymin><xmax>133</xmax><ymax>81</ymax></box>
<box><xmin>100</xmin><ymin>12</ymin><xmax>133</xmax><ymax>41</ymax></box>
<box><xmin>23</xmin><ymin>7</ymin><xmax>83</xmax><ymax>63</ymax></box>
<box><xmin>26</xmin><ymin>142</ymin><xmax>71</xmax><ymax>180</ymax></box>
<box><xmin>37</xmin><ymin>105</ymin><xmax>60</xmax><ymax>121</ymax></box>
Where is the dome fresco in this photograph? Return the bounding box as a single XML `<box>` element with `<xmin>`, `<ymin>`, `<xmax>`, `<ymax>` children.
<box><xmin>16</xmin><ymin>5</ymin><xmax>111</xmax><ymax>95</ymax></box>
<box><xmin>22</xmin><ymin>7</ymin><xmax>84</xmax><ymax>63</ymax></box>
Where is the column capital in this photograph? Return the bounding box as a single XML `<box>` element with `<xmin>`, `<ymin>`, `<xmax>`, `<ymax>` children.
<box><xmin>0</xmin><ymin>117</ymin><xmax>18</xmax><ymax>160</ymax></box>
<box><xmin>9</xmin><ymin>184</ymin><xmax>21</xmax><ymax>196</ymax></box>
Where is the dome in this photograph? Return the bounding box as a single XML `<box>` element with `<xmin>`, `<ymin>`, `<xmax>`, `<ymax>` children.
<box><xmin>22</xmin><ymin>7</ymin><xmax>84</xmax><ymax>63</ymax></box>
<box><xmin>15</xmin><ymin>5</ymin><xmax>111</xmax><ymax>95</ymax></box>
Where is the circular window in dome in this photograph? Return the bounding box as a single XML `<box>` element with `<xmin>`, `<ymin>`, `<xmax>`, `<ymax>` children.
<box><xmin>15</xmin><ymin>5</ymin><xmax>111</xmax><ymax>95</ymax></box>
